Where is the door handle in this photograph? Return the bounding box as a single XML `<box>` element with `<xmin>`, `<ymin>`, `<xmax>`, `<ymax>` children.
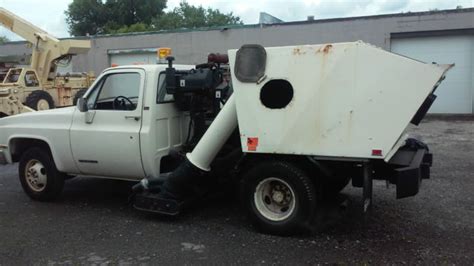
<box><xmin>125</xmin><ymin>115</ymin><xmax>141</xmax><ymax>121</ymax></box>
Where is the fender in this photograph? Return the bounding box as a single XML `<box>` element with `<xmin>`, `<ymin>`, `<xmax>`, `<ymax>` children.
<box><xmin>7</xmin><ymin>134</ymin><xmax>79</xmax><ymax>174</ymax></box>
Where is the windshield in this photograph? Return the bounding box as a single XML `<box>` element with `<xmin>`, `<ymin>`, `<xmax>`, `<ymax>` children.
<box><xmin>3</xmin><ymin>68</ymin><xmax>22</xmax><ymax>84</ymax></box>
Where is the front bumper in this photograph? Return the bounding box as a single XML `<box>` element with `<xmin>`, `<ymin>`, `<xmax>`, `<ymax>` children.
<box><xmin>389</xmin><ymin>147</ymin><xmax>432</xmax><ymax>199</ymax></box>
<box><xmin>0</xmin><ymin>147</ymin><xmax>8</xmax><ymax>165</ymax></box>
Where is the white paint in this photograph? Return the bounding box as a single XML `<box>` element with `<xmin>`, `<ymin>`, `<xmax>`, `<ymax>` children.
<box><xmin>229</xmin><ymin>41</ymin><xmax>451</xmax><ymax>161</ymax></box>
<box><xmin>0</xmin><ymin>42</ymin><xmax>451</xmax><ymax>182</ymax></box>
<box><xmin>0</xmin><ymin>64</ymin><xmax>192</xmax><ymax>180</ymax></box>
<box><xmin>69</xmin><ymin>68</ymin><xmax>146</xmax><ymax>178</ymax></box>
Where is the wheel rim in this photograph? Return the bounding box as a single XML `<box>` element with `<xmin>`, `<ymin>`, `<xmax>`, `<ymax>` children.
<box><xmin>37</xmin><ymin>99</ymin><xmax>50</xmax><ymax>110</ymax></box>
<box><xmin>254</xmin><ymin>177</ymin><xmax>296</xmax><ymax>221</ymax></box>
<box><xmin>25</xmin><ymin>159</ymin><xmax>47</xmax><ymax>192</ymax></box>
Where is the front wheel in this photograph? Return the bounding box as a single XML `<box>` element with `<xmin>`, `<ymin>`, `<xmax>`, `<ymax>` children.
<box><xmin>241</xmin><ymin>161</ymin><xmax>317</xmax><ymax>235</ymax></box>
<box><xmin>25</xmin><ymin>90</ymin><xmax>55</xmax><ymax>111</ymax></box>
<box><xmin>19</xmin><ymin>147</ymin><xmax>65</xmax><ymax>201</ymax></box>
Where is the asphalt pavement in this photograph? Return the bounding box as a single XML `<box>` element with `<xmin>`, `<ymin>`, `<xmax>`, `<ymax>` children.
<box><xmin>0</xmin><ymin>118</ymin><xmax>473</xmax><ymax>264</ymax></box>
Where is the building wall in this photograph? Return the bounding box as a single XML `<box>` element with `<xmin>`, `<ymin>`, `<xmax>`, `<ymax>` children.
<box><xmin>1</xmin><ymin>9</ymin><xmax>472</xmax><ymax>75</ymax></box>
<box><xmin>1</xmin><ymin>9</ymin><xmax>473</xmax><ymax>113</ymax></box>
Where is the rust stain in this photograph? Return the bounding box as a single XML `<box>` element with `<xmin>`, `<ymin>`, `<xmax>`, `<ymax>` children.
<box><xmin>322</xmin><ymin>44</ymin><xmax>333</xmax><ymax>54</ymax></box>
<box><xmin>315</xmin><ymin>44</ymin><xmax>333</xmax><ymax>54</ymax></box>
<box><xmin>293</xmin><ymin>47</ymin><xmax>306</xmax><ymax>55</ymax></box>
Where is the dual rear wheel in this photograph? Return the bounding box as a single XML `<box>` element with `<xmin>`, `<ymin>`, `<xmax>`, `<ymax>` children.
<box><xmin>241</xmin><ymin>161</ymin><xmax>317</xmax><ymax>235</ymax></box>
<box><xmin>241</xmin><ymin>160</ymin><xmax>350</xmax><ymax>235</ymax></box>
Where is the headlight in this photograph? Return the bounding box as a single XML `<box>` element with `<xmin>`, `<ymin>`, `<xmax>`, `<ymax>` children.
<box><xmin>0</xmin><ymin>88</ymin><xmax>11</xmax><ymax>96</ymax></box>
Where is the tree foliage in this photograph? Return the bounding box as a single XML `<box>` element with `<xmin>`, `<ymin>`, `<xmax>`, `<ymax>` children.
<box><xmin>65</xmin><ymin>0</ymin><xmax>243</xmax><ymax>36</ymax></box>
<box><xmin>153</xmin><ymin>2</ymin><xmax>242</xmax><ymax>30</ymax></box>
<box><xmin>107</xmin><ymin>23</ymin><xmax>152</xmax><ymax>34</ymax></box>
<box><xmin>65</xmin><ymin>0</ymin><xmax>109</xmax><ymax>36</ymax></box>
<box><xmin>0</xmin><ymin>36</ymin><xmax>9</xmax><ymax>44</ymax></box>
<box><xmin>66</xmin><ymin>0</ymin><xmax>166</xmax><ymax>36</ymax></box>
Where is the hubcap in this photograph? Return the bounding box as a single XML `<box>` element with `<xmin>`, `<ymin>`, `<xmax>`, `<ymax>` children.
<box><xmin>25</xmin><ymin>159</ymin><xmax>47</xmax><ymax>192</ymax></box>
<box><xmin>37</xmin><ymin>99</ymin><xmax>50</xmax><ymax>111</ymax></box>
<box><xmin>254</xmin><ymin>177</ymin><xmax>296</xmax><ymax>221</ymax></box>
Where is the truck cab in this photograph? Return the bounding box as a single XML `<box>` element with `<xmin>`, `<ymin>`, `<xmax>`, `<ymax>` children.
<box><xmin>2</xmin><ymin>67</ymin><xmax>41</xmax><ymax>87</ymax></box>
<box><xmin>0</xmin><ymin>64</ymin><xmax>194</xmax><ymax>199</ymax></box>
<box><xmin>70</xmin><ymin>64</ymin><xmax>191</xmax><ymax>179</ymax></box>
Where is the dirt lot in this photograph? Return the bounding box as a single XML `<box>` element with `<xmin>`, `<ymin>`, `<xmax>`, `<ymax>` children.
<box><xmin>0</xmin><ymin>118</ymin><xmax>473</xmax><ymax>264</ymax></box>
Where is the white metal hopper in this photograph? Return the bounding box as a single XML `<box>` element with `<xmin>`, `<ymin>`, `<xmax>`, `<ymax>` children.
<box><xmin>228</xmin><ymin>41</ymin><xmax>452</xmax><ymax>161</ymax></box>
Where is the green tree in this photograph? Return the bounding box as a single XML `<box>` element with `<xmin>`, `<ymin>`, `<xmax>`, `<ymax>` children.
<box><xmin>65</xmin><ymin>0</ymin><xmax>109</xmax><ymax>36</ymax></box>
<box><xmin>66</xmin><ymin>0</ymin><xmax>242</xmax><ymax>35</ymax></box>
<box><xmin>0</xmin><ymin>36</ymin><xmax>9</xmax><ymax>44</ymax></box>
<box><xmin>153</xmin><ymin>2</ymin><xmax>242</xmax><ymax>30</ymax></box>
<box><xmin>105</xmin><ymin>0</ymin><xmax>166</xmax><ymax>28</ymax></box>
<box><xmin>66</xmin><ymin>0</ymin><xmax>167</xmax><ymax>36</ymax></box>
<box><xmin>107</xmin><ymin>23</ymin><xmax>152</xmax><ymax>34</ymax></box>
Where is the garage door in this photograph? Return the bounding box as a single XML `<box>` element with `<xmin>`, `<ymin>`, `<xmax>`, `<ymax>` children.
<box><xmin>108</xmin><ymin>48</ymin><xmax>157</xmax><ymax>67</ymax></box>
<box><xmin>391</xmin><ymin>36</ymin><xmax>473</xmax><ymax>114</ymax></box>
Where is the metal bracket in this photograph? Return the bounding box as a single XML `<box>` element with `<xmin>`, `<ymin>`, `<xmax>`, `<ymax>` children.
<box><xmin>362</xmin><ymin>162</ymin><xmax>373</xmax><ymax>213</ymax></box>
<box><xmin>85</xmin><ymin>110</ymin><xmax>96</xmax><ymax>124</ymax></box>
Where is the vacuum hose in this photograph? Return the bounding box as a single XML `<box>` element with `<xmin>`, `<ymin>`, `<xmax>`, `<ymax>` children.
<box><xmin>134</xmin><ymin>95</ymin><xmax>238</xmax><ymax>200</ymax></box>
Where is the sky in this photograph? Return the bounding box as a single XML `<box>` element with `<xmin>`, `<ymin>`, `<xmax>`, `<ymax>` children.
<box><xmin>0</xmin><ymin>0</ymin><xmax>472</xmax><ymax>41</ymax></box>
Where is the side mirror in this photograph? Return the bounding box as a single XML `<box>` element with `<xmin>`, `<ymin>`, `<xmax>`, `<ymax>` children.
<box><xmin>77</xmin><ymin>97</ymin><xmax>88</xmax><ymax>112</ymax></box>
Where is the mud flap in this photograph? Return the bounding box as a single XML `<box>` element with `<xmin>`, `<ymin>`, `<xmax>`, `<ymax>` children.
<box><xmin>391</xmin><ymin>148</ymin><xmax>432</xmax><ymax>199</ymax></box>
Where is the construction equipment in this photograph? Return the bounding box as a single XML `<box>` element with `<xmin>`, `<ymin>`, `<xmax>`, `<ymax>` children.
<box><xmin>0</xmin><ymin>7</ymin><xmax>94</xmax><ymax>116</ymax></box>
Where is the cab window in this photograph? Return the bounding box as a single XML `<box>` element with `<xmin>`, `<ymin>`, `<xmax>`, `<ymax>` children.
<box><xmin>87</xmin><ymin>72</ymin><xmax>141</xmax><ymax>111</ymax></box>
<box><xmin>24</xmin><ymin>71</ymin><xmax>39</xmax><ymax>87</ymax></box>
<box><xmin>4</xmin><ymin>69</ymin><xmax>21</xmax><ymax>83</ymax></box>
<box><xmin>157</xmin><ymin>72</ymin><xmax>174</xmax><ymax>103</ymax></box>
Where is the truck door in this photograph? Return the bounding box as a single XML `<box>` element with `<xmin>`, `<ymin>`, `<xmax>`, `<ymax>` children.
<box><xmin>69</xmin><ymin>68</ymin><xmax>145</xmax><ymax>179</ymax></box>
<box><xmin>138</xmin><ymin>72</ymin><xmax>189</xmax><ymax>177</ymax></box>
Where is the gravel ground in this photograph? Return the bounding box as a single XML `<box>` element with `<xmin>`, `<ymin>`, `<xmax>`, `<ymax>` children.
<box><xmin>0</xmin><ymin>118</ymin><xmax>473</xmax><ymax>265</ymax></box>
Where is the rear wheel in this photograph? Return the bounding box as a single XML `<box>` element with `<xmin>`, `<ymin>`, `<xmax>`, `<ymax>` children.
<box><xmin>241</xmin><ymin>160</ymin><xmax>317</xmax><ymax>235</ymax></box>
<box><xmin>19</xmin><ymin>147</ymin><xmax>65</xmax><ymax>201</ymax></box>
<box><xmin>25</xmin><ymin>90</ymin><xmax>55</xmax><ymax>111</ymax></box>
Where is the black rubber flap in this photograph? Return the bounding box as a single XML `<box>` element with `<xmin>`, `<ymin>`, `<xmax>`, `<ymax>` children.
<box><xmin>411</xmin><ymin>93</ymin><xmax>437</xmax><ymax>126</ymax></box>
<box><xmin>234</xmin><ymin>44</ymin><xmax>266</xmax><ymax>83</ymax></box>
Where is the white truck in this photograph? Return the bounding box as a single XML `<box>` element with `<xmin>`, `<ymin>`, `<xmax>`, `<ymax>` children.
<box><xmin>0</xmin><ymin>42</ymin><xmax>452</xmax><ymax>235</ymax></box>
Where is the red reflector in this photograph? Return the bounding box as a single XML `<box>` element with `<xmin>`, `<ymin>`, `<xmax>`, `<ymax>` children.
<box><xmin>372</xmin><ymin>149</ymin><xmax>383</xmax><ymax>156</ymax></box>
<box><xmin>247</xmin><ymin>137</ymin><xmax>259</xmax><ymax>151</ymax></box>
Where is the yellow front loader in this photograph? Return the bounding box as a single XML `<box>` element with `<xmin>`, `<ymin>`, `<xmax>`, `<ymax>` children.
<box><xmin>0</xmin><ymin>8</ymin><xmax>94</xmax><ymax>117</ymax></box>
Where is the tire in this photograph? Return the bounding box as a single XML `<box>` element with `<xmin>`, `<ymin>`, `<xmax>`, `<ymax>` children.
<box><xmin>18</xmin><ymin>147</ymin><xmax>65</xmax><ymax>201</ymax></box>
<box><xmin>25</xmin><ymin>90</ymin><xmax>55</xmax><ymax>111</ymax></box>
<box><xmin>241</xmin><ymin>160</ymin><xmax>317</xmax><ymax>235</ymax></box>
<box><xmin>72</xmin><ymin>88</ymin><xmax>88</xmax><ymax>106</ymax></box>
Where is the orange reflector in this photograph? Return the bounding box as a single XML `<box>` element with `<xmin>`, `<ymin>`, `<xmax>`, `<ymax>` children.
<box><xmin>111</xmin><ymin>63</ymin><xmax>119</xmax><ymax>67</ymax></box>
<box><xmin>158</xmin><ymin>47</ymin><xmax>172</xmax><ymax>59</ymax></box>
